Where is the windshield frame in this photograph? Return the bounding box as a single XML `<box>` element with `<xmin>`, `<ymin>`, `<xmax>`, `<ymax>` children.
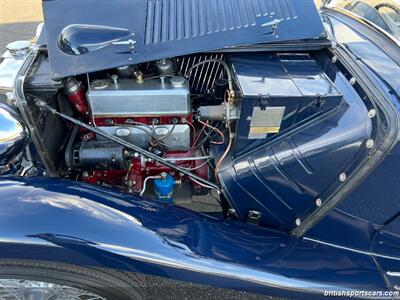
<box><xmin>322</xmin><ymin>1</ymin><xmax>400</xmax><ymax>47</ymax></box>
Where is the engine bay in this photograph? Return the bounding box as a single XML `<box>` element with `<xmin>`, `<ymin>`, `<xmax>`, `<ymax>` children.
<box><xmin>62</xmin><ymin>55</ymin><xmax>233</xmax><ymax>202</ymax></box>
<box><xmin>19</xmin><ymin>50</ymin><xmax>373</xmax><ymax>228</ymax></box>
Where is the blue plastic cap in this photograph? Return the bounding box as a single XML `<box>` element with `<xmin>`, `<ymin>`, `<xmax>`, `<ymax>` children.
<box><xmin>154</xmin><ymin>174</ymin><xmax>175</xmax><ymax>204</ymax></box>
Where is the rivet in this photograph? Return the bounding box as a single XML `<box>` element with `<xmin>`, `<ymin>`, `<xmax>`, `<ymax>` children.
<box><xmin>366</xmin><ymin>139</ymin><xmax>374</xmax><ymax>149</ymax></box>
<box><xmin>349</xmin><ymin>77</ymin><xmax>356</xmax><ymax>85</ymax></box>
<box><xmin>295</xmin><ymin>218</ymin><xmax>301</xmax><ymax>226</ymax></box>
<box><xmin>316</xmin><ymin>198</ymin><xmax>322</xmax><ymax>207</ymax></box>
<box><xmin>332</xmin><ymin>56</ymin><xmax>338</xmax><ymax>63</ymax></box>
<box><xmin>339</xmin><ymin>173</ymin><xmax>347</xmax><ymax>182</ymax></box>
<box><xmin>368</xmin><ymin>109</ymin><xmax>376</xmax><ymax>118</ymax></box>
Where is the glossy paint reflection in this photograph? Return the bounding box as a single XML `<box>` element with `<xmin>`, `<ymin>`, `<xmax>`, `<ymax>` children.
<box><xmin>219</xmin><ymin>53</ymin><xmax>372</xmax><ymax>230</ymax></box>
<box><xmin>0</xmin><ymin>177</ymin><xmax>388</xmax><ymax>296</ymax></box>
<box><xmin>58</xmin><ymin>24</ymin><xmax>132</xmax><ymax>56</ymax></box>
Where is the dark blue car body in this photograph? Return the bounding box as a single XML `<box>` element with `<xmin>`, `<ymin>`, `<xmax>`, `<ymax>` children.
<box><xmin>0</xmin><ymin>0</ymin><xmax>400</xmax><ymax>298</ymax></box>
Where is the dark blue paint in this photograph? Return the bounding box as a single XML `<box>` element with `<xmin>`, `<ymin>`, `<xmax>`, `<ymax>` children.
<box><xmin>307</xmin><ymin>11</ymin><xmax>400</xmax><ymax>248</ymax></box>
<box><xmin>0</xmin><ymin>177</ymin><xmax>390</xmax><ymax>296</ymax></box>
<box><xmin>306</xmin><ymin>207</ymin><xmax>380</xmax><ymax>252</ymax></box>
<box><xmin>373</xmin><ymin>256</ymin><xmax>400</xmax><ymax>292</ymax></box>
<box><xmin>0</xmin><ymin>3</ymin><xmax>399</xmax><ymax>296</ymax></box>
<box><xmin>57</xmin><ymin>24</ymin><xmax>132</xmax><ymax>56</ymax></box>
<box><xmin>302</xmin><ymin>11</ymin><xmax>400</xmax><ymax>290</ymax></box>
<box><xmin>42</xmin><ymin>0</ymin><xmax>325</xmax><ymax>78</ymax></box>
<box><xmin>337</xmin><ymin>145</ymin><xmax>400</xmax><ymax>226</ymax></box>
<box><xmin>322</xmin><ymin>10</ymin><xmax>400</xmax><ymax>99</ymax></box>
<box><xmin>218</xmin><ymin>52</ymin><xmax>372</xmax><ymax>231</ymax></box>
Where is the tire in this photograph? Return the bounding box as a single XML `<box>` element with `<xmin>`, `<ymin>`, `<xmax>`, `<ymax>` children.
<box><xmin>0</xmin><ymin>259</ymin><xmax>146</xmax><ymax>300</ymax></box>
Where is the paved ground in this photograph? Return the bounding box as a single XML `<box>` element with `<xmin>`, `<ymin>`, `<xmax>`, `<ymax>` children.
<box><xmin>0</xmin><ymin>21</ymin><xmax>39</xmax><ymax>51</ymax></box>
<box><xmin>0</xmin><ymin>0</ymin><xmax>42</xmax><ymax>49</ymax></box>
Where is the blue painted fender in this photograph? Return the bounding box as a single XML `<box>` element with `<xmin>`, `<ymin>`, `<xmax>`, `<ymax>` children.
<box><xmin>0</xmin><ymin>177</ymin><xmax>390</xmax><ymax>297</ymax></box>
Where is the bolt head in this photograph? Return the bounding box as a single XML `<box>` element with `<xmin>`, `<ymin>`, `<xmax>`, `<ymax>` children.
<box><xmin>349</xmin><ymin>77</ymin><xmax>356</xmax><ymax>85</ymax></box>
<box><xmin>339</xmin><ymin>173</ymin><xmax>347</xmax><ymax>182</ymax></box>
<box><xmin>368</xmin><ymin>109</ymin><xmax>376</xmax><ymax>118</ymax></box>
<box><xmin>295</xmin><ymin>218</ymin><xmax>301</xmax><ymax>226</ymax></box>
<box><xmin>366</xmin><ymin>139</ymin><xmax>374</xmax><ymax>149</ymax></box>
<box><xmin>316</xmin><ymin>198</ymin><xmax>322</xmax><ymax>207</ymax></box>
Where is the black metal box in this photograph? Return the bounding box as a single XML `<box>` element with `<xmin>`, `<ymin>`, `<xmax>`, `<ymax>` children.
<box><xmin>229</xmin><ymin>53</ymin><xmax>343</xmax><ymax>154</ymax></box>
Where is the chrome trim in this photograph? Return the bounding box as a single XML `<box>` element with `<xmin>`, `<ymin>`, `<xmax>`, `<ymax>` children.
<box><xmin>324</xmin><ymin>7</ymin><xmax>400</xmax><ymax>47</ymax></box>
<box><xmin>0</xmin><ymin>52</ymin><xmax>25</xmax><ymax>93</ymax></box>
<box><xmin>304</xmin><ymin>237</ymin><xmax>400</xmax><ymax>261</ymax></box>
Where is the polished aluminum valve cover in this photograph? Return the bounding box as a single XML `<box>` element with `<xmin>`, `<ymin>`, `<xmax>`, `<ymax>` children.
<box><xmin>87</xmin><ymin>76</ymin><xmax>191</xmax><ymax>118</ymax></box>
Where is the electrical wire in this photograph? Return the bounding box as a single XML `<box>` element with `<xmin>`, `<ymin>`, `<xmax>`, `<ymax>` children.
<box><xmin>153</xmin><ymin>122</ymin><xmax>176</xmax><ymax>141</ymax></box>
<box><xmin>35</xmin><ymin>98</ymin><xmax>220</xmax><ymax>191</ymax></box>
<box><xmin>180</xmin><ymin>159</ymin><xmax>213</xmax><ymax>171</ymax></box>
<box><xmin>198</xmin><ymin>120</ymin><xmax>225</xmax><ymax>145</ymax></box>
<box><xmin>186</xmin><ymin>120</ymin><xmax>196</xmax><ymax>144</ymax></box>
<box><xmin>214</xmin><ymin>124</ymin><xmax>233</xmax><ymax>182</ymax></box>
<box><xmin>189</xmin><ymin>176</ymin><xmax>217</xmax><ymax>190</ymax></box>
<box><xmin>191</xmin><ymin>124</ymin><xmax>206</xmax><ymax>150</ymax></box>
<box><xmin>199</xmin><ymin>120</ymin><xmax>225</xmax><ymax>145</ymax></box>
<box><xmin>107</xmin><ymin>120</ymin><xmax>182</xmax><ymax>151</ymax></box>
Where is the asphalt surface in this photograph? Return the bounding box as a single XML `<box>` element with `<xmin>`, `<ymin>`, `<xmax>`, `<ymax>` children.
<box><xmin>0</xmin><ymin>22</ymin><xmax>39</xmax><ymax>51</ymax></box>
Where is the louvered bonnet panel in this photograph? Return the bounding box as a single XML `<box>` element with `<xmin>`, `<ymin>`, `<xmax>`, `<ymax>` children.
<box><xmin>144</xmin><ymin>0</ymin><xmax>298</xmax><ymax>45</ymax></box>
<box><xmin>43</xmin><ymin>0</ymin><xmax>325</xmax><ymax>78</ymax></box>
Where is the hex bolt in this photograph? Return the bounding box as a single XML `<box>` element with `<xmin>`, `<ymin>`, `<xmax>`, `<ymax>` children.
<box><xmin>366</xmin><ymin>139</ymin><xmax>374</xmax><ymax>149</ymax></box>
<box><xmin>316</xmin><ymin>198</ymin><xmax>322</xmax><ymax>207</ymax></box>
<box><xmin>339</xmin><ymin>173</ymin><xmax>347</xmax><ymax>182</ymax></box>
<box><xmin>295</xmin><ymin>218</ymin><xmax>301</xmax><ymax>226</ymax></box>
<box><xmin>368</xmin><ymin>109</ymin><xmax>376</xmax><ymax>119</ymax></box>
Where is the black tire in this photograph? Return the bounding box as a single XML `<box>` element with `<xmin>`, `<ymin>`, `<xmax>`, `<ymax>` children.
<box><xmin>0</xmin><ymin>259</ymin><xmax>146</xmax><ymax>300</ymax></box>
